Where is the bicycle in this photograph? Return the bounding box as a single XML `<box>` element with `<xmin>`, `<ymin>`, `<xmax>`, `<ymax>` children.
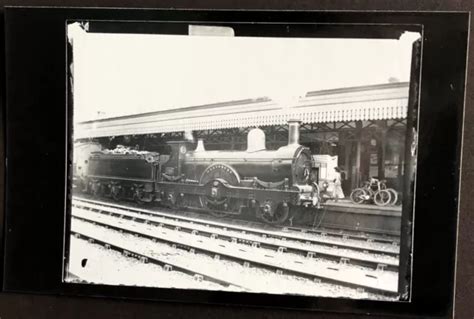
<box><xmin>350</xmin><ymin>178</ymin><xmax>398</xmax><ymax>206</ymax></box>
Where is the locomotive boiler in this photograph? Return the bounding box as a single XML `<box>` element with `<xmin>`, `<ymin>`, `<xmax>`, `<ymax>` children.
<box><xmin>75</xmin><ymin>120</ymin><xmax>321</xmax><ymax>224</ymax></box>
<box><xmin>182</xmin><ymin>120</ymin><xmax>313</xmax><ymax>185</ymax></box>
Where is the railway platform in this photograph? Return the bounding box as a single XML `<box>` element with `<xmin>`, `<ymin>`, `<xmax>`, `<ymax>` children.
<box><xmin>308</xmin><ymin>200</ymin><xmax>402</xmax><ymax>236</ymax></box>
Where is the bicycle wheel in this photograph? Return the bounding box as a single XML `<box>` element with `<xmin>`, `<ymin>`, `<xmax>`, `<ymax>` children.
<box><xmin>395</xmin><ymin>192</ymin><xmax>403</xmax><ymax>206</ymax></box>
<box><xmin>350</xmin><ymin>188</ymin><xmax>368</xmax><ymax>204</ymax></box>
<box><xmin>374</xmin><ymin>190</ymin><xmax>392</xmax><ymax>206</ymax></box>
<box><xmin>387</xmin><ymin>188</ymin><xmax>398</xmax><ymax>206</ymax></box>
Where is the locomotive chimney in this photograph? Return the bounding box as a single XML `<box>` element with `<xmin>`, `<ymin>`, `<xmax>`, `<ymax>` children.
<box><xmin>288</xmin><ymin>119</ymin><xmax>301</xmax><ymax>145</ymax></box>
<box><xmin>195</xmin><ymin>138</ymin><xmax>205</xmax><ymax>152</ymax></box>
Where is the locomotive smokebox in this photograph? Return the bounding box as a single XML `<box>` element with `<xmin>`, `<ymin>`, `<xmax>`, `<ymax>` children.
<box><xmin>288</xmin><ymin>119</ymin><xmax>301</xmax><ymax>145</ymax></box>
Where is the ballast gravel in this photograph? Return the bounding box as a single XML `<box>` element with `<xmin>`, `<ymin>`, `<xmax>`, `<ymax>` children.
<box><xmin>68</xmin><ymin>215</ymin><xmax>398</xmax><ymax>300</ymax></box>
<box><xmin>73</xmin><ymin>209</ymin><xmax>399</xmax><ymax>289</ymax></box>
<box><xmin>73</xmin><ymin>202</ymin><xmax>399</xmax><ymax>265</ymax></box>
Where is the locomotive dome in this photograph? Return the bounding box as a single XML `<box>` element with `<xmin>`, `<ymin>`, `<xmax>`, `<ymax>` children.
<box><xmin>247</xmin><ymin>127</ymin><xmax>266</xmax><ymax>152</ymax></box>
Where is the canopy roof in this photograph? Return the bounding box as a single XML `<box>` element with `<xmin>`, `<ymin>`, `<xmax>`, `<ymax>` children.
<box><xmin>74</xmin><ymin>82</ymin><xmax>409</xmax><ymax>139</ymax></box>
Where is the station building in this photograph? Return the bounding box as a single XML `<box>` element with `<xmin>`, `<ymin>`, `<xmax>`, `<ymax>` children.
<box><xmin>75</xmin><ymin>81</ymin><xmax>412</xmax><ymax>197</ymax></box>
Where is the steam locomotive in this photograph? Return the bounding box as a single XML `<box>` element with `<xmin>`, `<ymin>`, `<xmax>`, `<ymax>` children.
<box><xmin>73</xmin><ymin>120</ymin><xmax>322</xmax><ymax>224</ymax></box>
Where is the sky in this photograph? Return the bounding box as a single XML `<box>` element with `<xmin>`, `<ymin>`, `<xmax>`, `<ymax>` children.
<box><xmin>68</xmin><ymin>23</ymin><xmax>420</xmax><ymax>123</ymax></box>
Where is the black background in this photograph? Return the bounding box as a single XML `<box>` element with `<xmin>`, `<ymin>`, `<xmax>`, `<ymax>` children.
<box><xmin>1</xmin><ymin>4</ymin><xmax>472</xmax><ymax>319</ymax></box>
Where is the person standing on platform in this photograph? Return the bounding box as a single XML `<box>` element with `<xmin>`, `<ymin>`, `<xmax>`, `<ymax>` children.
<box><xmin>333</xmin><ymin>167</ymin><xmax>345</xmax><ymax>201</ymax></box>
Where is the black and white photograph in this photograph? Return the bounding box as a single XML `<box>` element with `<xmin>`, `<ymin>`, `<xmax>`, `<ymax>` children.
<box><xmin>64</xmin><ymin>21</ymin><xmax>421</xmax><ymax>302</ymax></box>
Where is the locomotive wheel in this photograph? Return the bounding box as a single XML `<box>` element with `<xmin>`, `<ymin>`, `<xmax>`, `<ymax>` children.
<box><xmin>133</xmin><ymin>185</ymin><xmax>146</xmax><ymax>205</ymax></box>
<box><xmin>166</xmin><ymin>192</ymin><xmax>177</xmax><ymax>207</ymax></box>
<box><xmin>260</xmin><ymin>201</ymin><xmax>290</xmax><ymax>224</ymax></box>
<box><xmin>373</xmin><ymin>190</ymin><xmax>392</xmax><ymax>206</ymax></box>
<box><xmin>91</xmin><ymin>182</ymin><xmax>101</xmax><ymax>198</ymax></box>
<box><xmin>350</xmin><ymin>188</ymin><xmax>368</xmax><ymax>204</ymax></box>
<box><xmin>199</xmin><ymin>164</ymin><xmax>241</xmax><ymax>217</ymax></box>
<box><xmin>176</xmin><ymin>193</ymin><xmax>187</xmax><ymax>208</ymax></box>
<box><xmin>110</xmin><ymin>184</ymin><xmax>122</xmax><ymax>201</ymax></box>
<box><xmin>200</xmin><ymin>179</ymin><xmax>239</xmax><ymax>217</ymax></box>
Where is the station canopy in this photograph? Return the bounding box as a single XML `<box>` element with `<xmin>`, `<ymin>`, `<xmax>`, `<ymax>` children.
<box><xmin>74</xmin><ymin>82</ymin><xmax>409</xmax><ymax>139</ymax></box>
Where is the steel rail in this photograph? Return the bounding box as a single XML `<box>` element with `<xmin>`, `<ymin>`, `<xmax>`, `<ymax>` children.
<box><xmin>70</xmin><ymin>229</ymin><xmax>251</xmax><ymax>290</ymax></box>
<box><xmin>74</xmin><ymin>196</ymin><xmax>400</xmax><ymax>244</ymax></box>
<box><xmin>73</xmin><ymin>197</ymin><xmax>400</xmax><ymax>257</ymax></box>
<box><xmin>71</xmin><ymin>212</ymin><xmax>399</xmax><ymax>297</ymax></box>
<box><xmin>73</xmin><ymin>202</ymin><xmax>398</xmax><ymax>271</ymax></box>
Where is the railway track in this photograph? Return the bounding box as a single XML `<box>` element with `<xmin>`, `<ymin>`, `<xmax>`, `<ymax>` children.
<box><xmin>74</xmin><ymin>195</ymin><xmax>400</xmax><ymax>245</ymax></box>
<box><xmin>73</xmin><ymin>198</ymin><xmax>399</xmax><ymax>261</ymax></box>
<box><xmin>70</xmin><ymin>199</ymin><xmax>399</xmax><ymax>297</ymax></box>
<box><xmin>70</xmin><ymin>228</ymin><xmax>250</xmax><ymax>290</ymax></box>
<box><xmin>283</xmin><ymin>224</ymin><xmax>400</xmax><ymax>245</ymax></box>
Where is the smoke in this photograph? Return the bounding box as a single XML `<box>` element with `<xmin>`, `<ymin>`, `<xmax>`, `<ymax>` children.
<box><xmin>184</xmin><ymin>130</ymin><xmax>195</xmax><ymax>142</ymax></box>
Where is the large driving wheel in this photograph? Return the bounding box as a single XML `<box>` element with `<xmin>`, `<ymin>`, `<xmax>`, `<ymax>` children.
<box><xmin>373</xmin><ymin>189</ymin><xmax>392</xmax><ymax>206</ymax></box>
<box><xmin>350</xmin><ymin>188</ymin><xmax>368</xmax><ymax>204</ymax></box>
<box><xmin>199</xmin><ymin>163</ymin><xmax>241</xmax><ymax>217</ymax></box>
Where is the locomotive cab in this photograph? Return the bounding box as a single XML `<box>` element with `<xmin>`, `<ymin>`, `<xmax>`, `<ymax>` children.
<box><xmin>160</xmin><ymin>141</ymin><xmax>194</xmax><ymax>179</ymax></box>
